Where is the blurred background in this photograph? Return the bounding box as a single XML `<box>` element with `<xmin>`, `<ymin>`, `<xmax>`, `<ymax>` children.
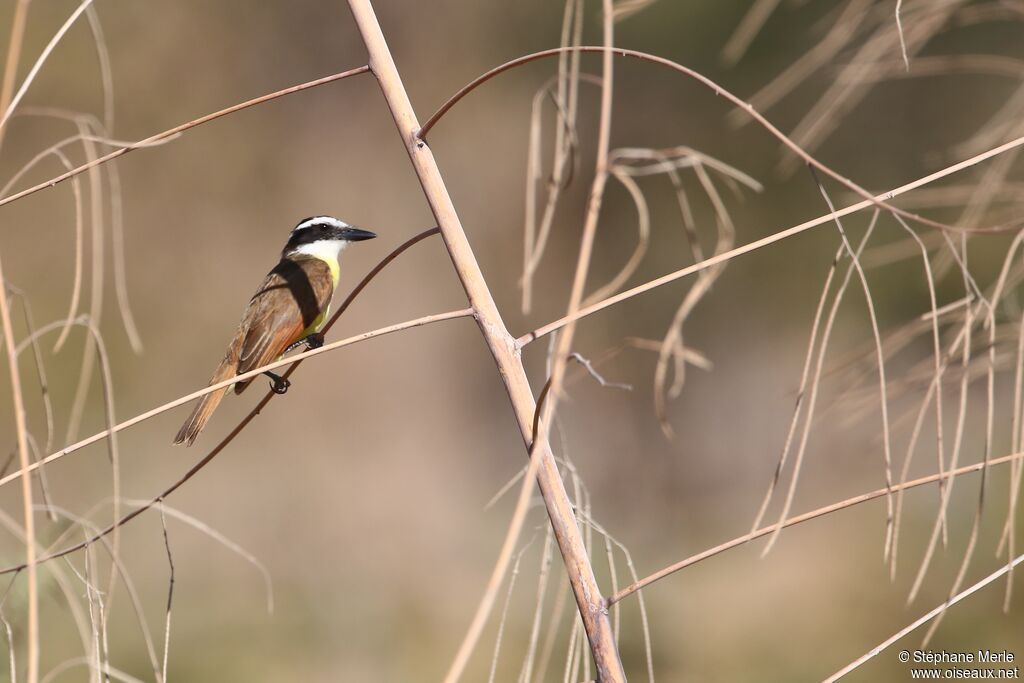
<box><xmin>0</xmin><ymin>1</ymin><xmax>1021</xmax><ymax>680</ymax></box>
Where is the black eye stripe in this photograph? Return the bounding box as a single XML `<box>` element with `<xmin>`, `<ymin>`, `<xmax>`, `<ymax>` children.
<box><xmin>284</xmin><ymin>221</ymin><xmax>347</xmax><ymax>252</ymax></box>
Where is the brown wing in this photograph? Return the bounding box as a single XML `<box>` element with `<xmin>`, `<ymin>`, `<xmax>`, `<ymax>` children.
<box><xmin>233</xmin><ymin>256</ymin><xmax>335</xmax><ymax>394</ymax></box>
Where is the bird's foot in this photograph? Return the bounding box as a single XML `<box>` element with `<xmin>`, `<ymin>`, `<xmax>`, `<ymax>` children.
<box><xmin>285</xmin><ymin>332</ymin><xmax>325</xmax><ymax>353</ymax></box>
<box><xmin>264</xmin><ymin>371</ymin><xmax>290</xmax><ymax>394</ymax></box>
<box><xmin>305</xmin><ymin>332</ymin><xmax>324</xmax><ymax>350</ymax></box>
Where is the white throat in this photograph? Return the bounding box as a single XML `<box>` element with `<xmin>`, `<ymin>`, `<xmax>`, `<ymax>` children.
<box><xmin>290</xmin><ymin>239</ymin><xmax>347</xmax><ymax>285</ymax></box>
<box><xmin>291</xmin><ymin>239</ymin><xmax>348</xmax><ymax>262</ymax></box>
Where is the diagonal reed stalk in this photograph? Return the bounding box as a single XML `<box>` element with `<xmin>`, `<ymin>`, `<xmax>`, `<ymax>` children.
<box><xmin>344</xmin><ymin>1</ymin><xmax>626</xmax><ymax>679</ymax></box>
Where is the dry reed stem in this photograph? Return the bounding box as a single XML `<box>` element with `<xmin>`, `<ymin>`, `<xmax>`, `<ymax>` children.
<box><xmin>345</xmin><ymin>1</ymin><xmax>625</xmax><ymax>678</ymax></box>
<box><xmin>0</xmin><ymin>308</ymin><xmax>471</xmax><ymax>494</ymax></box>
<box><xmin>823</xmin><ymin>551</ymin><xmax>1024</xmax><ymax>682</ymax></box>
<box><xmin>0</xmin><ymin>254</ymin><xmax>38</xmax><ymax>680</ymax></box>
<box><xmin>609</xmin><ymin>449</ymin><xmax>1024</xmax><ymax>606</ymax></box>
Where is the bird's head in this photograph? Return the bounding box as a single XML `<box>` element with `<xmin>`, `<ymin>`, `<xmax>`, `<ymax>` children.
<box><xmin>283</xmin><ymin>216</ymin><xmax>377</xmax><ymax>259</ymax></box>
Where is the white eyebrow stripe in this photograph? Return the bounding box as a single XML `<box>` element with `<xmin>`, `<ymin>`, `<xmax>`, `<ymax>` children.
<box><xmin>293</xmin><ymin>216</ymin><xmax>348</xmax><ymax>233</ymax></box>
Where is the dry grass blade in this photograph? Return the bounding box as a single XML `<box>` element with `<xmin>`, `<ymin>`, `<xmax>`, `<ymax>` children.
<box><xmin>758</xmin><ymin>213</ymin><xmax>878</xmax><ymax>553</ymax></box>
<box><xmin>748</xmin><ymin>235</ymin><xmax>848</xmax><ymax>534</ymax></box>
<box><xmin>810</xmin><ymin>174</ymin><xmax>895</xmax><ymax>556</ymax></box>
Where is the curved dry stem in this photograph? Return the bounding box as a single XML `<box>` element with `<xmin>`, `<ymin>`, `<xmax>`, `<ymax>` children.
<box><xmin>581</xmin><ymin>167</ymin><xmax>649</xmax><ymax>307</ymax></box>
<box><xmin>0</xmin><ymin>0</ymin><xmax>95</xmax><ymax>133</ymax></box>
<box><xmin>0</xmin><ymin>67</ymin><xmax>370</xmax><ymax>209</ymax></box>
<box><xmin>521</xmin><ymin>0</ymin><xmax>587</xmax><ymax>313</ymax></box>
<box><xmin>419</xmin><ymin>45</ymin><xmax>1011</xmax><ymax>235</ymax></box>
<box><xmin>84</xmin><ymin>5</ymin><xmax>114</xmax><ymax>135</ymax></box>
<box><xmin>64</xmin><ymin>123</ymin><xmax>105</xmax><ymax>444</ymax></box>
<box><xmin>652</xmin><ymin>163</ymin><xmax>736</xmax><ymax>437</ymax></box>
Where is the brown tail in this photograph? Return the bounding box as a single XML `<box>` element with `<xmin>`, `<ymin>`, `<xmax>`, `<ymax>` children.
<box><xmin>173</xmin><ymin>356</ymin><xmax>237</xmax><ymax>447</ymax></box>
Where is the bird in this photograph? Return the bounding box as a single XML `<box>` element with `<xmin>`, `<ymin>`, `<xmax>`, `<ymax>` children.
<box><xmin>173</xmin><ymin>216</ymin><xmax>377</xmax><ymax>446</ymax></box>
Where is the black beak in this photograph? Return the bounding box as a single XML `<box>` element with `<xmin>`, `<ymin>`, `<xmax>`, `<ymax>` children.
<box><xmin>342</xmin><ymin>227</ymin><xmax>377</xmax><ymax>242</ymax></box>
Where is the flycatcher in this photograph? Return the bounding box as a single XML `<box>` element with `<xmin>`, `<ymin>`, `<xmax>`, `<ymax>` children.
<box><xmin>174</xmin><ymin>216</ymin><xmax>376</xmax><ymax>446</ymax></box>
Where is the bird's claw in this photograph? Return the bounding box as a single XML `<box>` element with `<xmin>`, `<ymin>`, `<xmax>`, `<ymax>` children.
<box><xmin>264</xmin><ymin>371</ymin><xmax>290</xmax><ymax>394</ymax></box>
